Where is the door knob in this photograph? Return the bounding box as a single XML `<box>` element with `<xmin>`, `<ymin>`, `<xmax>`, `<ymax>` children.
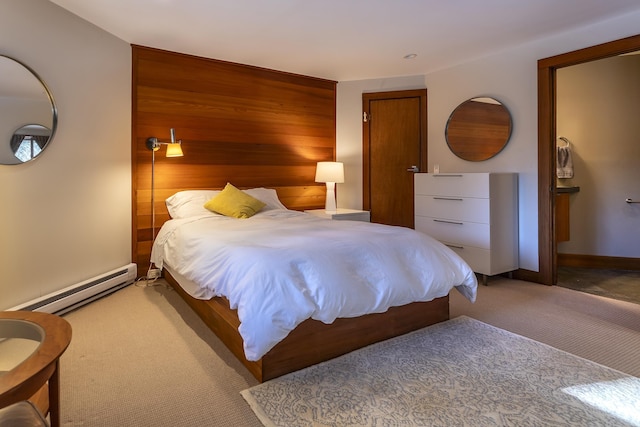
<box><xmin>407</xmin><ymin>165</ymin><xmax>419</xmax><ymax>172</ymax></box>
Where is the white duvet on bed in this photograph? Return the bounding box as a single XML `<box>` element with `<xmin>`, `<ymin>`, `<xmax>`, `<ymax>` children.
<box><xmin>151</xmin><ymin>209</ymin><xmax>477</xmax><ymax>361</ymax></box>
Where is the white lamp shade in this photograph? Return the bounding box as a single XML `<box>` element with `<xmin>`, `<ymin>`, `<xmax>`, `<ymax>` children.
<box><xmin>315</xmin><ymin>161</ymin><xmax>344</xmax><ymax>183</ymax></box>
<box><xmin>165</xmin><ymin>143</ymin><xmax>183</xmax><ymax>157</ymax></box>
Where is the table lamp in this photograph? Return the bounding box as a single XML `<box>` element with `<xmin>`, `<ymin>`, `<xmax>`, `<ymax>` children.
<box><xmin>315</xmin><ymin>161</ymin><xmax>344</xmax><ymax>212</ymax></box>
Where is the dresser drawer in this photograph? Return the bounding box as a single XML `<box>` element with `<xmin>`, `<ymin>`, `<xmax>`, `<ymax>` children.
<box><xmin>415</xmin><ymin>173</ymin><xmax>490</xmax><ymax>198</ymax></box>
<box><xmin>415</xmin><ymin>216</ymin><xmax>490</xmax><ymax>249</ymax></box>
<box><xmin>415</xmin><ymin>195</ymin><xmax>490</xmax><ymax>223</ymax></box>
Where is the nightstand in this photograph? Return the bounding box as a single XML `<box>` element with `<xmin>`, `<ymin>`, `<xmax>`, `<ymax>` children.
<box><xmin>305</xmin><ymin>208</ymin><xmax>370</xmax><ymax>222</ymax></box>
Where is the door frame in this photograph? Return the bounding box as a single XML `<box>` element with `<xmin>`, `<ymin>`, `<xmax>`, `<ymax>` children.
<box><xmin>537</xmin><ymin>34</ymin><xmax>640</xmax><ymax>285</ymax></box>
<box><xmin>362</xmin><ymin>89</ymin><xmax>428</xmax><ymax>212</ymax></box>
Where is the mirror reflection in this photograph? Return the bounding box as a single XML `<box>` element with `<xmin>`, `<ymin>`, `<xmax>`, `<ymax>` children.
<box><xmin>0</xmin><ymin>55</ymin><xmax>57</xmax><ymax>165</ymax></box>
<box><xmin>12</xmin><ymin>124</ymin><xmax>51</xmax><ymax>162</ymax></box>
<box><xmin>445</xmin><ymin>97</ymin><xmax>512</xmax><ymax>161</ymax></box>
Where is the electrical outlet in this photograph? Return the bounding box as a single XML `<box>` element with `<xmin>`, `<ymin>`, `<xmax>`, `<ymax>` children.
<box><xmin>148</xmin><ymin>268</ymin><xmax>161</xmax><ymax>279</ymax></box>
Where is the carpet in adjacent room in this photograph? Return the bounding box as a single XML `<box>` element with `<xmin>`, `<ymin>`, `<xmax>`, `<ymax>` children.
<box><xmin>241</xmin><ymin>316</ymin><xmax>639</xmax><ymax>427</ymax></box>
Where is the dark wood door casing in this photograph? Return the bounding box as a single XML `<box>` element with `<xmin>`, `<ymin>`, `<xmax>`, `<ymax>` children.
<box><xmin>363</xmin><ymin>89</ymin><xmax>427</xmax><ymax>228</ymax></box>
<box><xmin>536</xmin><ymin>34</ymin><xmax>640</xmax><ymax>285</ymax></box>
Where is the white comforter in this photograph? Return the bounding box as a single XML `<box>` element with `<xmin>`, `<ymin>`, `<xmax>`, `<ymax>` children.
<box><xmin>151</xmin><ymin>210</ymin><xmax>477</xmax><ymax>361</ymax></box>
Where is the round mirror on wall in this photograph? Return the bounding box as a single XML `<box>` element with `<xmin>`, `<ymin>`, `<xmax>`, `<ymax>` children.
<box><xmin>445</xmin><ymin>97</ymin><xmax>512</xmax><ymax>161</ymax></box>
<box><xmin>0</xmin><ymin>55</ymin><xmax>57</xmax><ymax>165</ymax></box>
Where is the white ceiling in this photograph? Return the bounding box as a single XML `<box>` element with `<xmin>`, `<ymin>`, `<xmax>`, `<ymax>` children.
<box><xmin>48</xmin><ymin>0</ymin><xmax>640</xmax><ymax>81</ymax></box>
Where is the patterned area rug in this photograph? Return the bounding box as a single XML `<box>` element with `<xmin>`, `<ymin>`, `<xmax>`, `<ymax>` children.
<box><xmin>241</xmin><ymin>316</ymin><xmax>640</xmax><ymax>426</ymax></box>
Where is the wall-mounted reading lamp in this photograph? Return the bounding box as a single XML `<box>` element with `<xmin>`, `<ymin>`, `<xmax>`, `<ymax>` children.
<box><xmin>315</xmin><ymin>161</ymin><xmax>344</xmax><ymax>212</ymax></box>
<box><xmin>146</xmin><ymin>128</ymin><xmax>184</xmax><ymax>244</ymax></box>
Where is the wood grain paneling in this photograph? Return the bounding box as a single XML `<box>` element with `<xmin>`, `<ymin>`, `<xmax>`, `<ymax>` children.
<box><xmin>132</xmin><ymin>46</ymin><xmax>336</xmax><ymax>274</ymax></box>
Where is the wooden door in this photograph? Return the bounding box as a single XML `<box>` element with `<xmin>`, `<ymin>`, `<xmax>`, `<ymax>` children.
<box><xmin>363</xmin><ymin>89</ymin><xmax>427</xmax><ymax>228</ymax></box>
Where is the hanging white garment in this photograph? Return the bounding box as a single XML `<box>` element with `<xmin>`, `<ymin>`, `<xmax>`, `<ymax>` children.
<box><xmin>557</xmin><ymin>137</ymin><xmax>574</xmax><ymax>179</ymax></box>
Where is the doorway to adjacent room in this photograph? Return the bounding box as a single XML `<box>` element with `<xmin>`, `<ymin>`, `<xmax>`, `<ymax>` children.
<box><xmin>537</xmin><ymin>34</ymin><xmax>640</xmax><ymax>287</ymax></box>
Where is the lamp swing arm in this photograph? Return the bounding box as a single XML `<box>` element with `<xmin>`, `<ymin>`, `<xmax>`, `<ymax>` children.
<box><xmin>145</xmin><ymin>128</ymin><xmax>184</xmax><ymax>246</ymax></box>
<box><xmin>145</xmin><ymin>137</ymin><xmax>182</xmax><ymax>152</ymax></box>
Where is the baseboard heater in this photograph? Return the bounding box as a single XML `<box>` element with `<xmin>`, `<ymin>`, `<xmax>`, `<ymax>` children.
<box><xmin>10</xmin><ymin>263</ymin><xmax>137</xmax><ymax>315</ymax></box>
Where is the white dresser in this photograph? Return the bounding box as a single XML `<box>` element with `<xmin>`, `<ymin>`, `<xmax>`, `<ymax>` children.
<box><xmin>414</xmin><ymin>173</ymin><xmax>518</xmax><ymax>281</ymax></box>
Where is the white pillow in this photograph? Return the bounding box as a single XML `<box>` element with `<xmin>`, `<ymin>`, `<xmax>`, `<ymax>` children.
<box><xmin>166</xmin><ymin>187</ymin><xmax>287</xmax><ymax>218</ymax></box>
<box><xmin>166</xmin><ymin>190</ymin><xmax>220</xmax><ymax>219</ymax></box>
<box><xmin>244</xmin><ymin>188</ymin><xmax>288</xmax><ymax>211</ymax></box>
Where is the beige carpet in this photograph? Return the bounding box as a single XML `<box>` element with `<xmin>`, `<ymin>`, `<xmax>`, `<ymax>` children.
<box><xmin>59</xmin><ymin>277</ymin><xmax>640</xmax><ymax>426</ymax></box>
<box><xmin>242</xmin><ymin>316</ymin><xmax>639</xmax><ymax>426</ymax></box>
<box><xmin>450</xmin><ymin>276</ymin><xmax>640</xmax><ymax>378</ymax></box>
<box><xmin>59</xmin><ymin>281</ymin><xmax>262</xmax><ymax>427</ymax></box>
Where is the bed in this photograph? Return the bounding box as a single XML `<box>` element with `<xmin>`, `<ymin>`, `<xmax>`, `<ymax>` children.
<box><xmin>150</xmin><ymin>186</ymin><xmax>477</xmax><ymax>381</ymax></box>
<box><xmin>131</xmin><ymin>48</ymin><xmax>479</xmax><ymax>382</ymax></box>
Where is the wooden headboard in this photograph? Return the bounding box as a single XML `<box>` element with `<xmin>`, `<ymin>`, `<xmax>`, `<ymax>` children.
<box><xmin>132</xmin><ymin>46</ymin><xmax>337</xmax><ymax>275</ymax></box>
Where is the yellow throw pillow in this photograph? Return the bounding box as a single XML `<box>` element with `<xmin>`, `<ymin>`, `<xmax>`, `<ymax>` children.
<box><xmin>204</xmin><ymin>183</ymin><xmax>266</xmax><ymax>219</ymax></box>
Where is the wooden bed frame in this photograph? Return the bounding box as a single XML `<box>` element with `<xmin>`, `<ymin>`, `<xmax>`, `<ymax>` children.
<box><xmin>164</xmin><ymin>270</ymin><xmax>449</xmax><ymax>382</ymax></box>
<box><xmin>132</xmin><ymin>46</ymin><xmax>451</xmax><ymax>382</ymax></box>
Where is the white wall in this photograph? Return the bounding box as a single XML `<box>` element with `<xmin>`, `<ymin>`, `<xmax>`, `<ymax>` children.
<box><xmin>336</xmin><ymin>10</ymin><xmax>640</xmax><ymax>273</ymax></box>
<box><xmin>557</xmin><ymin>55</ymin><xmax>640</xmax><ymax>257</ymax></box>
<box><xmin>0</xmin><ymin>0</ymin><xmax>131</xmax><ymax>310</ymax></box>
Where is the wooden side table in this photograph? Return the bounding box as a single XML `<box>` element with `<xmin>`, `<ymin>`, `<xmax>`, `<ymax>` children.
<box><xmin>0</xmin><ymin>311</ymin><xmax>72</xmax><ymax>427</ymax></box>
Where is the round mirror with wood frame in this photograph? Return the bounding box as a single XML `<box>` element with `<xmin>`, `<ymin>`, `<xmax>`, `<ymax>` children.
<box><xmin>0</xmin><ymin>55</ymin><xmax>57</xmax><ymax>165</ymax></box>
<box><xmin>445</xmin><ymin>97</ymin><xmax>512</xmax><ymax>161</ymax></box>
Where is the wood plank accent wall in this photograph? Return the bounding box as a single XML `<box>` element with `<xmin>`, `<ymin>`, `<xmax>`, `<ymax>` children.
<box><xmin>132</xmin><ymin>46</ymin><xmax>337</xmax><ymax>275</ymax></box>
